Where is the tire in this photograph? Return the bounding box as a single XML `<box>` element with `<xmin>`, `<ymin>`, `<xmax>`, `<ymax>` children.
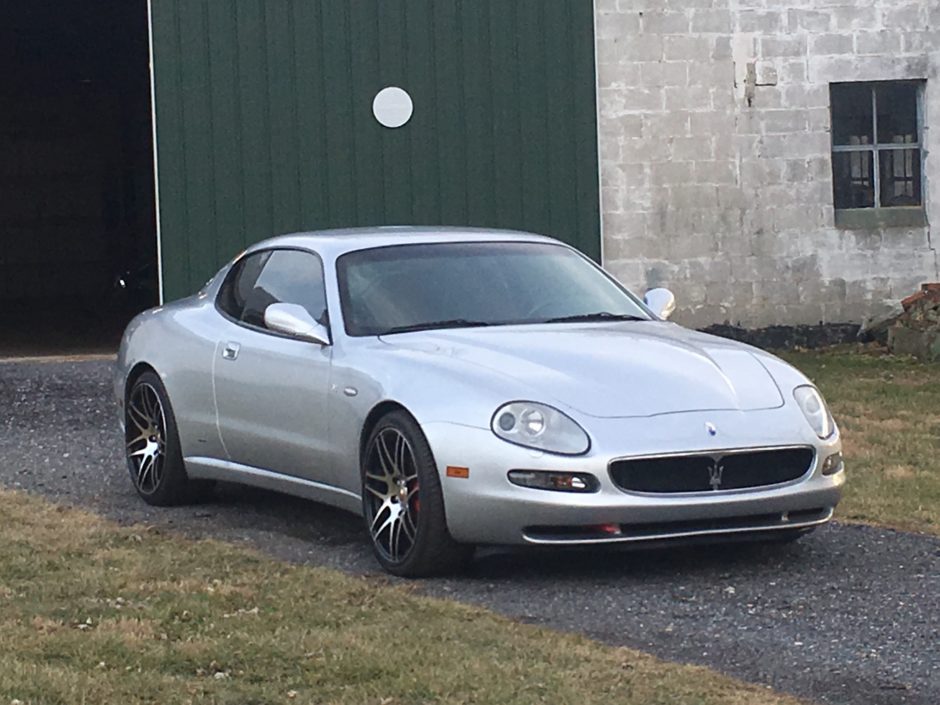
<box><xmin>361</xmin><ymin>410</ymin><xmax>472</xmax><ymax>577</ymax></box>
<box><xmin>124</xmin><ymin>370</ymin><xmax>213</xmax><ymax>506</ymax></box>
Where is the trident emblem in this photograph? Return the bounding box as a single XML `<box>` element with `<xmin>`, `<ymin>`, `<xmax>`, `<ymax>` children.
<box><xmin>707</xmin><ymin>461</ymin><xmax>725</xmax><ymax>491</ymax></box>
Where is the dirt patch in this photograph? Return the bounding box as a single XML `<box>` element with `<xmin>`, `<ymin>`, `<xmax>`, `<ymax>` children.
<box><xmin>884</xmin><ymin>465</ymin><xmax>917</xmax><ymax>480</ymax></box>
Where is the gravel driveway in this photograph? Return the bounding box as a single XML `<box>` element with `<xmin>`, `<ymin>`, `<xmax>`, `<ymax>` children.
<box><xmin>1</xmin><ymin>358</ymin><xmax>937</xmax><ymax>705</ymax></box>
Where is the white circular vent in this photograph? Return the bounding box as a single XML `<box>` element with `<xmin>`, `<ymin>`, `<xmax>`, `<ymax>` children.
<box><xmin>372</xmin><ymin>86</ymin><xmax>413</xmax><ymax>128</ymax></box>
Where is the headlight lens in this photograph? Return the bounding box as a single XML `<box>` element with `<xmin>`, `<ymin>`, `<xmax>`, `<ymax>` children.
<box><xmin>793</xmin><ymin>385</ymin><xmax>836</xmax><ymax>439</ymax></box>
<box><xmin>491</xmin><ymin>402</ymin><xmax>590</xmax><ymax>455</ymax></box>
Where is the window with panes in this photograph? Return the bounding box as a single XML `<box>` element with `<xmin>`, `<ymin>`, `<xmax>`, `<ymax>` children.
<box><xmin>830</xmin><ymin>81</ymin><xmax>924</xmax><ymax>212</ymax></box>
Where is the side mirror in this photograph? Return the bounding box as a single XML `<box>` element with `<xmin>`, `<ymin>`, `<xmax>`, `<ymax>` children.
<box><xmin>264</xmin><ymin>303</ymin><xmax>331</xmax><ymax>345</ymax></box>
<box><xmin>644</xmin><ymin>288</ymin><xmax>676</xmax><ymax>320</ymax></box>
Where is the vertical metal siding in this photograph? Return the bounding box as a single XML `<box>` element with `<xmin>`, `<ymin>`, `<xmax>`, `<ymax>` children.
<box><xmin>151</xmin><ymin>0</ymin><xmax>600</xmax><ymax>300</ymax></box>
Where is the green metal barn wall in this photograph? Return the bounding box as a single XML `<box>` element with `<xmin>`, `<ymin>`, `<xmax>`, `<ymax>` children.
<box><xmin>150</xmin><ymin>0</ymin><xmax>601</xmax><ymax>300</ymax></box>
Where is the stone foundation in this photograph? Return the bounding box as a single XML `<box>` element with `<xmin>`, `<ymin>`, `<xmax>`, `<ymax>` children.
<box><xmin>887</xmin><ymin>284</ymin><xmax>940</xmax><ymax>361</ymax></box>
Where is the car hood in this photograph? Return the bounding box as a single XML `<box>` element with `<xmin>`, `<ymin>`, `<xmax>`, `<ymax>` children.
<box><xmin>379</xmin><ymin>322</ymin><xmax>785</xmax><ymax>418</ymax></box>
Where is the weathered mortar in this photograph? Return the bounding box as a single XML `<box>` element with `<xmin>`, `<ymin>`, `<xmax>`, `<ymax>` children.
<box><xmin>595</xmin><ymin>0</ymin><xmax>940</xmax><ymax>329</ymax></box>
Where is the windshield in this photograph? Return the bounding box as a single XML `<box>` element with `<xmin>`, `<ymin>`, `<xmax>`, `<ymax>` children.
<box><xmin>336</xmin><ymin>241</ymin><xmax>652</xmax><ymax>336</ymax></box>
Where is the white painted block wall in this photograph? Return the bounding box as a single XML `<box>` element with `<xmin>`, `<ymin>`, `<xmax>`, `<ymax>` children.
<box><xmin>595</xmin><ymin>0</ymin><xmax>940</xmax><ymax>327</ymax></box>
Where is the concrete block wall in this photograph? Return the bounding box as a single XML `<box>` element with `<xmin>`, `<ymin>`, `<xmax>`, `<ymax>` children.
<box><xmin>596</xmin><ymin>0</ymin><xmax>940</xmax><ymax>328</ymax></box>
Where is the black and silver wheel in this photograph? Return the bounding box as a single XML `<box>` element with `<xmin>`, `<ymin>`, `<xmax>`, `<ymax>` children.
<box><xmin>125</xmin><ymin>370</ymin><xmax>211</xmax><ymax>506</ymax></box>
<box><xmin>362</xmin><ymin>411</ymin><xmax>471</xmax><ymax>577</ymax></box>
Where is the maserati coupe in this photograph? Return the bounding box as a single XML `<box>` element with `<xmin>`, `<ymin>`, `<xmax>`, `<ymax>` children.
<box><xmin>115</xmin><ymin>227</ymin><xmax>844</xmax><ymax>576</ymax></box>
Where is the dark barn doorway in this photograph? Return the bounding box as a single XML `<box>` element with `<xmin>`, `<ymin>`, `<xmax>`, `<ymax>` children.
<box><xmin>0</xmin><ymin>1</ymin><xmax>157</xmax><ymax>356</ymax></box>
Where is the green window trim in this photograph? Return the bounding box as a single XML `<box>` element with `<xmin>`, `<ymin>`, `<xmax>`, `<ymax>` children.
<box><xmin>834</xmin><ymin>206</ymin><xmax>927</xmax><ymax>230</ymax></box>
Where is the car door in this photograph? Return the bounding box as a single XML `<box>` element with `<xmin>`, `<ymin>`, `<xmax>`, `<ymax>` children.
<box><xmin>212</xmin><ymin>247</ymin><xmax>335</xmax><ymax>485</ymax></box>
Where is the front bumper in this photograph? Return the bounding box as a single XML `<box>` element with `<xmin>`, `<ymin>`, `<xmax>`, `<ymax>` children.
<box><xmin>422</xmin><ymin>408</ymin><xmax>844</xmax><ymax>546</ymax></box>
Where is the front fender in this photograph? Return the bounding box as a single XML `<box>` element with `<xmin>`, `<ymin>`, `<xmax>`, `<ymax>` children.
<box><xmin>325</xmin><ymin>340</ymin><xmax>551</xmax><ymax>493</ymax></box>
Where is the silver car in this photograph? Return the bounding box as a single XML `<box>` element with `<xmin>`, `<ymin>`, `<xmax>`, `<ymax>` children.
<box><xmin>115</xmin><ymin>227</ymin><xmax>844</xmax><ymax>576</ymax></box>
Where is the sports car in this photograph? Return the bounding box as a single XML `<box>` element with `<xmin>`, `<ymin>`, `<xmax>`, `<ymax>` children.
<box><xmin>115</xmin><ymin>227</ymin><xmax>844</xmax><ymax>576</ymax></box>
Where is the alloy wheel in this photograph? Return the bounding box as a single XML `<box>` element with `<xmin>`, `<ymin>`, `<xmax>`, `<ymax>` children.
<box><xmin>125</xmin><ymin>382</ymin><xmax>166</xmax><ymax>495</ymax></box>
<box><xmin>364</xmin><ymin>428</ymin><xmax>421</xmax><ymax>563</ymax></box>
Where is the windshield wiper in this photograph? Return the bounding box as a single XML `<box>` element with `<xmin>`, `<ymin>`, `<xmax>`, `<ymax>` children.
<box><xmin>542</xmin><ymin>312</ymin><xmax>648</xmax><ymax>324</ymax></box>
<box><xmin>379</xmin><ymin>319</ymin><xmax>493</xmax><ymax>335</ymax></box>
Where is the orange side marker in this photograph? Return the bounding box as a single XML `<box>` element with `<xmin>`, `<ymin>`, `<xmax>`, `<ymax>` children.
<box><xmin>446</xmin><ymin>466</ymin><xmax>470</xmax><ymax>479</ymax></box>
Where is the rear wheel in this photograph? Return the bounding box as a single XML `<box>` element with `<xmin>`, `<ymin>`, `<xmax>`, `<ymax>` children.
<box><xmin>125</xmin><ymin>371</ymin><xmax>212</xmax><ymax>506</ymax></box>
<box><xmin>361</xmin><ymin>411</ymin><xmax>471</xmax><ymax>577</ymax></box>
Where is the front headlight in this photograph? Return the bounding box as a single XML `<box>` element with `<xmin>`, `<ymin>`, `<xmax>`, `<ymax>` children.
<box><xmin>491</xmin><ymin>401</ymin><xmax>590</xmax><ymax>455</ymax></box>
<box><xmin>793</xmin><ymin>386</ymin><xmax>836</xmax><ymax>439</ymax></box>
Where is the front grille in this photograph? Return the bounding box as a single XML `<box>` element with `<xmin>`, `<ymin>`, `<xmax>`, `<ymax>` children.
<box><xmin>609</xmin><ymin>447</ymin><xmax>815</xmax><ymax>494</ymax></box>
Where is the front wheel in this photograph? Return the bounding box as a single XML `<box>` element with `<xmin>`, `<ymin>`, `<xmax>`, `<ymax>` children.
<box><xmin>361</xmin><ymin>411</ymin><xmax>472</xmax><ymax>577</ymax></box>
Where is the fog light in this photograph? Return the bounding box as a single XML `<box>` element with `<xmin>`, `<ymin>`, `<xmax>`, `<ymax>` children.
<box><xmin>821</xmin><ymin>451</ymin><xmax>844</xmax><ymax>476</ymax></box>
<box><xmin>507</xmin><ymin>470</ymin><xmax>599</xmax><ymax>493</ymax></box>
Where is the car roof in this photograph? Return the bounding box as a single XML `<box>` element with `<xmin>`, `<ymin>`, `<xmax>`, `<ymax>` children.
<box><xmin>246</xmin><ymin>226</ymin><xmax>561</xmax><ymax>258</ymax></box>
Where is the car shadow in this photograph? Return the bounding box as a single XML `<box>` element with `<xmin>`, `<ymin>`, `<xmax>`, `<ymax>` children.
<box><xmin>463</xmin><ymin>538</ymin><xmax>810</xmax><ymax>581</ymax></box>
<box><xmin>183</xmin><ymin>482</ymin><xmax>820</xmax><ymax>583</ymax></box>
<box><xmin>165</xmin><ymin>482</ymin><xmax>368</xmax><ymax>546</ymax></box>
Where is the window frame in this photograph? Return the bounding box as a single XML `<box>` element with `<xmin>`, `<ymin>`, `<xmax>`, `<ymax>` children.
<box><xmin>214</xmin><ymin>246</ymin><xmax>330</xmax><ymax>341</ymax></box>
<box><xmin>830</xmin><ymin>80</ymin><xmax>926</xmax><ymax>224</ymax></box>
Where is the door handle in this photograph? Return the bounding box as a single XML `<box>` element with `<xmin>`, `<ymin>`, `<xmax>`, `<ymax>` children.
<box><xmin>222</xmin><ymin>342</ymin><xmax>240</xmax><ymax>361</ymax></box>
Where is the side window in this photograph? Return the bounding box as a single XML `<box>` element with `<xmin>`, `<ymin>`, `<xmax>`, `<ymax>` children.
<box><xmin>241</xmin><ymin>250</ymin><xmax>327</xmax><ymax>329</ymax></box>
<box><xmin>216</xmin><ymin>251</ymin><xmax>270</xmax><ymax>320</ymax></box>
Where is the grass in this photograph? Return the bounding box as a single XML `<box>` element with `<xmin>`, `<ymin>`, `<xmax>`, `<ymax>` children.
<box><xmin>781</xmin><ymin>346</ymin><xmax>940</xmax><ymax>535</ymax></box>
<box><xmin>0</xmin><ymin>490</ymin><xmax>806</xmax><ymax>705</ymax></box>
